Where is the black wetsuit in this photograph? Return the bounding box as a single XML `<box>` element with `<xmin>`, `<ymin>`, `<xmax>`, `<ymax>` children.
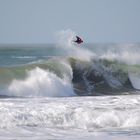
<box><xmin>74</xmin><ymin>36</ymin><xmax>83</xmax><ymax>44</ymax></box>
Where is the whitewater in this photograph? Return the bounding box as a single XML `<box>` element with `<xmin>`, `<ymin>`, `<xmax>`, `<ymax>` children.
<box><xmin>1</xmin><ymin>32</ymin><xmax>140</xmax><ymax>139</ymax></box>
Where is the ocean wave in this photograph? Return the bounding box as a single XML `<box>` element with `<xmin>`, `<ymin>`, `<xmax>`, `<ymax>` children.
<box><xmin>0</xmin><ymin>56</ymin><xmax>140</xmax><ymax>97</ymax></box>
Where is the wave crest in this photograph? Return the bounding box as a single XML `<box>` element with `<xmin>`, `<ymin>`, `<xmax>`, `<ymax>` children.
<box><xmin>8</xmin><ymin>67</ymin><xmax>75</xmax><ymax>97</ymax></box>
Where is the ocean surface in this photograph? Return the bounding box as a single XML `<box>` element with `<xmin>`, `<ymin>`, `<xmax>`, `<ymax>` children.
<box><xmin>0</xmin><ymin>42</ymin><xmax>140</xmax><ymax>140</ymax></box>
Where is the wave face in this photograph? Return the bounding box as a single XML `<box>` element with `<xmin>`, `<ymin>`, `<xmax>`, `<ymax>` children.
<box><xmin>70</xmin><ymin>58</ymin><xmax>133</xmax><ymax>95</ymax></box>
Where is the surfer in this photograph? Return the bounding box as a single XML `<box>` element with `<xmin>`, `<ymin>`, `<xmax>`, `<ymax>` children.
<box><xmin>74</xmin><ymin>36</ymin><xmax>83</xmax><ymax>44</ymax></box>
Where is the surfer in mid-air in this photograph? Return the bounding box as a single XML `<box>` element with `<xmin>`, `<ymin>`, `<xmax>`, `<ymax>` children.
<box><xmin>74</xmin><ymin>36</ymin><xmax>83</xmax><ymax>44</ymax></box>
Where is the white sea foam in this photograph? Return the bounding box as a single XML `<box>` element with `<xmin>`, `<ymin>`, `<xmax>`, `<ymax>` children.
<box><xmin>8</xmin><ymin>67</ymin><xmax>75</xmax><ymax>97</ymax></box>
<box><xmin>0</xmin><ymin>95</ymin><xmax>140</xmax><ymax>131</ymax></box>
<box><xmin>55</xmin><ymin>29</ymin><xmax>76</xmax><ymax>47</ymax></box>
<box><xmin>99</xmin><ymin>44</ymin><xmax>140</xmax><ymax>65</ymax></box>
<box><xmin>55</xmin><ymin>29</ymin><xmax>95</xmax><ymax>61</ymax></box>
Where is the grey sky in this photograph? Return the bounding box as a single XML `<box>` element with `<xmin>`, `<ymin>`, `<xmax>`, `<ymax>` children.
<box><xmin>0</xmin><ymin>0</ymin><xmax>140</xmax><ymax>43</ymax></box>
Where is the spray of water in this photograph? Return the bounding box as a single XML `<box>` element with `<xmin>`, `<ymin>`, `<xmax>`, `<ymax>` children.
<box><xmin>8</xmin><ymin>67</ymin><xmax>75</xmax><ymax>97</ymax></box>
<box><xmin>55</xmin><ymin>29</ymin><xmax>95</xmax><ymax>61</ymax></box>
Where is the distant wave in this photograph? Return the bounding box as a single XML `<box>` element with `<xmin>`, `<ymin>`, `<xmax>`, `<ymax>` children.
<box><xmin>11</xmin><ymin>56</ymin><xmax>37</xmax><ymax>59</ymax></box>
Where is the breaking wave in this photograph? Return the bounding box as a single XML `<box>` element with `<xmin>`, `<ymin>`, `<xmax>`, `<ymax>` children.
<box><xmin>0</xmin><ymin>56</ymin><xmax>140</xmax><ymax>97</ymax></box>
<box><xmin>8</xmin><ymin>67</ymin><xmax>75</xmax><ymax>97</ymax></box>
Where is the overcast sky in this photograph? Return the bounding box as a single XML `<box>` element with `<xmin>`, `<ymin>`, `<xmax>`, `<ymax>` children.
<box><xmin>0</xmin><ymin>0</ymin><xmax>140</xmax><ymax>43</ymax></box>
